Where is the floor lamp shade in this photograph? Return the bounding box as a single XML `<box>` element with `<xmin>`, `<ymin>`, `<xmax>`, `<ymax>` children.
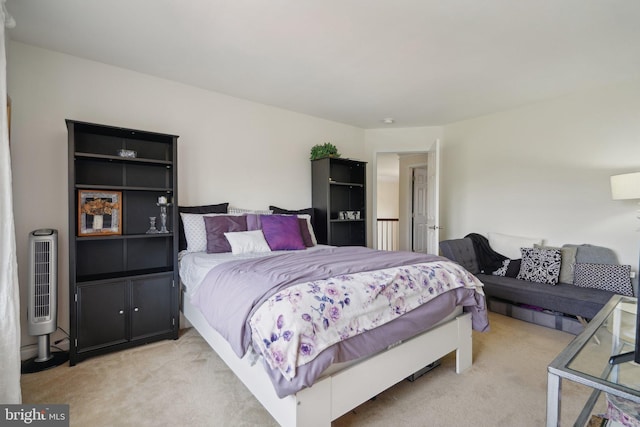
<box><xmin>611</xmin><ymin>172</ymin><xmax>640</xmax><ymax>200</ymax></box>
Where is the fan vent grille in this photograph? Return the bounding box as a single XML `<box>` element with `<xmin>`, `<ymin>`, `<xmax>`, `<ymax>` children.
<box><xmin>33</xmin><ymin>240</ymin><xmax>51</xmax><ymax>321</ymax></box>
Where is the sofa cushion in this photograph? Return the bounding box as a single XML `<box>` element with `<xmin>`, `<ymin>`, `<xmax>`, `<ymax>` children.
<box><xmin>477</xmin><ymin>273</ymin><xmax>613</xmax><ymax>319</ymax></box>
<box><xmin>563</xmin><ymin>244</ymin><xmax>618</xmax><ymax>265</ymax></box>
<box><xmin>439</xmin><ymin>238</ymin><xmax>480</xmax><ymax>274</ymax></box>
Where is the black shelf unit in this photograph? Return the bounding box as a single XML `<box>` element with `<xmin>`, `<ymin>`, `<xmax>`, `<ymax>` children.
<box><xmin>67</xmin><ymin>120</ymin><xmax>179</xmax><ymax>365</ymax></box>
<box><xmin>311</xmin><ymin>157</ymin><xmax>367</xmax><ymax>246</ymax></box>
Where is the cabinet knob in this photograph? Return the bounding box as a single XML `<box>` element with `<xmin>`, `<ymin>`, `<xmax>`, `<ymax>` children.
<box><xmin>118</xmin><ymin>310</ymin><xmax>124</xmax><ymax>315</ymax></box>
<box><xmin>134</xmin><ymin>307</ymin><xmax>139</xmax><ymax>312</ymax></box>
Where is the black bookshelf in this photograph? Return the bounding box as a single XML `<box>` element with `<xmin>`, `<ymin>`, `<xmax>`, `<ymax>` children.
<box><xmin>67</xmin><ymin>120</ymin><xmax>179</xmax><ymax>365</ymax></box>
<box><xmin>311</xmin><ymin>157</ymin><xmax>367</xmax><ymax>246</ymax></box>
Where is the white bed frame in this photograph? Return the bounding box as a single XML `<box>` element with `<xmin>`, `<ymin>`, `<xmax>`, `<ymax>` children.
<box><xmin>183</xmin><ymin>297</ymin><xmax>473</xmax><ymax>427</ymax></box>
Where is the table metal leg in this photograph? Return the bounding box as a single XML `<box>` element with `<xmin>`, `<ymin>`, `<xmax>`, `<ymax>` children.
<box><xmin>547</xmin><ymin>372</ymin><xmax>561</xmax><ymax>427</ymax></box>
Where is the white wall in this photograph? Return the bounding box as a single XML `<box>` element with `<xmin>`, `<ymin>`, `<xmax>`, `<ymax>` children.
<box><xmin>376</xmin><ymin>179</ymin><xmax>399</xmax><ymax>218</ymax></box>
<box><xmin>375</xmin><ymin>153</ymin><xmax>399</xmax><ymax>218</ymax></box>
<box><xmin>7</xmin><ymin>41</ymin><xmax>364</xmax><ymax>355</ymax></box>
<box><xmin>441</xmin><ymin>79</ymin><xmax>640</xmax><ymax>283</ymax></box>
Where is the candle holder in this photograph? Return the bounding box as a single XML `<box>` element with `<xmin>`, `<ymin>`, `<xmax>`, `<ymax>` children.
<box><xmin>146</xmin><ymin>216</ymin><xmax>158</xmax><ymax>234</ymax></box>
<box><xmin>156</xmin><ymin>203</ymin><xmax>171</xmax><ymax>233</ymax></box>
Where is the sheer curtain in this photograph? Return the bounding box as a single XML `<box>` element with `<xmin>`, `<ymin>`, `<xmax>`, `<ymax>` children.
<box><xmin>0</xmin><ymin>0</ymin><xmax>21</xmax><ymax>404</ymax></box>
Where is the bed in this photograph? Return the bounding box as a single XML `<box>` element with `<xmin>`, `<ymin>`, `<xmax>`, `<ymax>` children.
<box><xmin>178</xmin><ymin>208</ymin><xmax>488</xmax><ymax>426</ymax></box>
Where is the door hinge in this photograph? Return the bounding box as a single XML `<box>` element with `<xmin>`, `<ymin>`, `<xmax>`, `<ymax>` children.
<box><xmin>172</xmin><ymin>317</ymin><xmax>176</xmax><ymax>327</ymax></box>
<box><xmin>74</xmin><ymin>338</ymin><xmax>78</xmax><ymax>347</ymax></box>
<box><xmin>75</xmin><ymin>293</ymin><xmax>78</xmax><ymax>303</ymax></box>
<box><xmin>172</xmin><ymin>280</ymin><xmax>175</xmax><ymax>288</ymax></box>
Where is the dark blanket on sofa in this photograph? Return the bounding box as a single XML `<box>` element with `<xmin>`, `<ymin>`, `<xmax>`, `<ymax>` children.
<box><xmin>465</xmin><ymin>233</ymin><xmax>507</xmax><ymax>274</ymax></box>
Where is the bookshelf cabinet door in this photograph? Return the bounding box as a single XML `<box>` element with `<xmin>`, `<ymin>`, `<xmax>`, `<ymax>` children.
<box><xmin>76</xmin><ymin>280</ymin><xmax>127</xmax><ymax>352</ymax></box>
<box><xmin>131</xmin><ymin>274</ymin><xmax>174</xmax><ymax>340</ymax></box>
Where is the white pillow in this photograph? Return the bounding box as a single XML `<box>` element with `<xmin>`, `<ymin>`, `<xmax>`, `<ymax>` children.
<box><xmin>488</xmin><ymin>232</ymin><xmax>543</xmax><ymax>259</ymax></box>
<box><xmin>181</xmin><ymin>212</ymin><xmax>241</xmax><ymax>252</ymax></box>
<box><xmin>224</xmin><ymin>230</ymin><xmax>272</xmax><ymax>255</ymax></box>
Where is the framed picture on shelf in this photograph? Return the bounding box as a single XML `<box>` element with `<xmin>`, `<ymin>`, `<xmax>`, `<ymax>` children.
<box><xmin>78</xmin><ymin>190</ymin><xmax>122</xmax><ymax>236</ymax></box>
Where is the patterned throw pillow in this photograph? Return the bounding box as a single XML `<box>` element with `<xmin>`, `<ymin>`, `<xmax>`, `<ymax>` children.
<box><xmin>492</xmin><ymin>259</ymin><xmax>510</xmax><ymax>276</ymax></box>
<box><xmin>228</xmin><ymin>207</ymin><xmax>273</xmax><ymax>215</ymax></box>
<box><xmin>492</xmin><ymin>259</ymin><xmax>522</xmax><ymax>278</ymax></box>
<box><xmin>534</xmin><ymin>244</ymin><xmax>578</xmax><ymax>284</ymax></box>
<box><xmin>574</xmin><ymin>263</ymin><xmax>633</xmax><ymax>296</ymax></box>
<box><xmin>516</xmin><ymin>247</ymin><xmax>562</xmax><ymax>285</ymax></box>
<box><xmin>180</xmin><ymin>212</ymin><xmax>218</xmax><ymax>253</ymax></box>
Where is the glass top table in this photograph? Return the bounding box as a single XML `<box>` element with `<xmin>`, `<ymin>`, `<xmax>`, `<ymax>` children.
<box><xmin>547</xmin><ymin>295</ymin><xmax>640</xmax><ymax>426</ymax></box>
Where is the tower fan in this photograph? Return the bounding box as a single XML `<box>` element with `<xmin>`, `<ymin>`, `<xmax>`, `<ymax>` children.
<box><xmin>22</xmin><ymin>229</ymin><xmax>69</xmax><ymax>373</ymax></box>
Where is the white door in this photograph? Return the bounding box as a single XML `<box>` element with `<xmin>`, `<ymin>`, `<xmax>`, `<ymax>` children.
<box><xmin>412</xmin><ymin>166</ymin><xmax>429</xmax><ymax>253</ymax></box>
<box><xmin>426</xmin><ymin>139</ymin><xmax>441</xmax><ymax>255</ymax></box>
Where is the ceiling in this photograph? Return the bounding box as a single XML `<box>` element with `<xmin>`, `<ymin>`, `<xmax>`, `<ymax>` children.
<box><xmin>5</xmin><ymin>0</ymin><xmax>640</xmax><ymax>129</ymax></box>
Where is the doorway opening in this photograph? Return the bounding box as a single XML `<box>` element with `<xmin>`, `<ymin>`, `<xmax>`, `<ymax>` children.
<box><xmin>374</xmin><ymin>141</ymin><xmax>440</xmax><ymax>254</ymax></box>
<box><xmin>375</xmin><ymin>152</ymin><xmax>427</xmax><ymax>252</ymax></box>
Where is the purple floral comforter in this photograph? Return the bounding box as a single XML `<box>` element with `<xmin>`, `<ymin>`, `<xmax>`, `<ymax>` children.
<box><xmin>250</xmin><ymin>260</ymin><xmax>484</xmax><ymax>380</ymax></box>
<box><xmin>190</xmin><ymin>246</ymin><xmax>489</xmax><ymax>396</ymax></box>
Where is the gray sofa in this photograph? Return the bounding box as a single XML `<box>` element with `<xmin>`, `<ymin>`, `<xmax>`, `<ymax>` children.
<box><xmin>439</xmin><ymin>237</ymin><xmax>615</xmax><ymax>320</ymax></box>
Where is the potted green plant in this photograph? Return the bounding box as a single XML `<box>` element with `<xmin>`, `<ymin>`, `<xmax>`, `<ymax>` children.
<box><xmin>310</xmin><ymin>142</ymin><xmax>341</xmax><ymax>160</ymax></box>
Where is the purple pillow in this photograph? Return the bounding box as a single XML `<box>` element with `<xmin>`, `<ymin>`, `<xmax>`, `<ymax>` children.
<box><xmin>260</xmin><ymin>215</ymin><xmax>305</xmax><ymax>251</ymax></box>
<box><xmin>298</xmin><ymin>218</ymin><xmax>314</xmax><ymax>247</ymax></box>
<box><xmin>204</xmin><ymin>215</ymin><xmax>247</xmax><ymax>253</ymax></box>
<box><xmin>246</xmin><ymin>214</ymin><xmax>312</xmax><ymax>247</ymax></box>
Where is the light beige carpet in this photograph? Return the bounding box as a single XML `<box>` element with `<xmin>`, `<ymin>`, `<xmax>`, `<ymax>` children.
<box><xmin>21</xmin><ymin>312</ymin><xmax>604</xmax><ymax>426</ymax></box>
